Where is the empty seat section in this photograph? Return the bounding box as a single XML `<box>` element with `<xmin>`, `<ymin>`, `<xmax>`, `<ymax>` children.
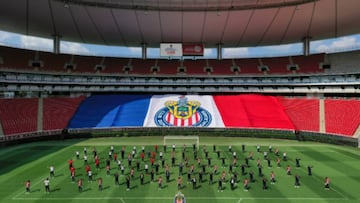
<box><xmin>72</xmin><ymin>55</ymin><xmax>103</xmax><ymax>73</ymax></box>
<box><xmin>131</xmin><ymin>59</ymin><xmax>156</xmax><ymax>74</ymax></box>
<box><xmin>292</xmin><ymin>54</ymin><xmax>324</xmax><ymax>73</ymax></box>
<box><xmin>261</xmin><ymin>57</ymin><xmax>291</xmax><ymax>74</ymax></box>
<box><xmin>39</xmin><ymin>51</ymin><xmax>70</xmax><ymax>72</ymax></box>
<box><xmin>0</xmin><ymin>98</ymin><xmax>38</xmax><ymax>135</ymax></box>
<box><xmin>157</xmin><ymin>60</ymin><xmax>179</xmax><ymax>74</ymax></box>
<box><xmin>43</xmin><ymin>97</ymin><xmax>85</xmax><ymax>131</ymax></box>
<box><xmin>325</xmin><ymin>99</ymin><xmax>360</xmax><ymax>136</ymax></box>
<box><xmin>277</xmin><ymin>97</ymin><xmax>319</xmax><ymax>132</ymax></box>
<box><xmin>183</xmin><ymin>60</ymin><xmax>206</xmax><ymax>75</ymax></box>
<box><xmin>207</xmin><ymin>59</ymin><xmax>233</xmax><ymax>75</ymax></box>
<box><xmin>0</xmin><ymin>46</ymin><xmax>35</xmax><ymax>70</ymax></box>
<box><xmin>234</xmin><ymin>58</ymin><xmax>261</xmax><ymax>74</ymax></box>
<box><xmin>101</xmin><ymin>57</ymin><xmax>130</xmax><ymax>73</ymax></box>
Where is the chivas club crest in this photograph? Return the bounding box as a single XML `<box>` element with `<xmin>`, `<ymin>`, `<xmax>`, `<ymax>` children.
<box><xmin>154</xmin><ymin>96</ymin><xmax>212</xmax><ymax>127</ymax></box>
<box><xmin>174</xmin><ymin>191</ymin><xmax>186</xmax><ymax>203</ymax></box>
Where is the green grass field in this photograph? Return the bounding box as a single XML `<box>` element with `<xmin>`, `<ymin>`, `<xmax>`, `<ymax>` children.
<box><xmin>1</xmin><ymin>136</ymin><xmax>360</xmax><ymax>203</ymax></box>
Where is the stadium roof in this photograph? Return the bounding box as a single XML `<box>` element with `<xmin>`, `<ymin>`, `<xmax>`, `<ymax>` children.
<box><xmin>0</xmin><ymin>0</ymin><xmax>359</xmax><ymax>48</ymax></box>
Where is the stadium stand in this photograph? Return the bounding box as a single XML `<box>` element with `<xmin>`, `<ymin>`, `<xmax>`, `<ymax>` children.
<box><xmin>261</xmin><ymin>56</ymin><xmax>291</xmax><ymax>74</ymax></box>
<box><xmin>0</xmin><ymin>98</ymin><xmax>38</xmax><ymax>135</ymax></box>
<box><xmin>0</xmin><ymin>46</ymin><xmax>331</xmax><ymax>76</ymax></box>
<box><xmin>101</xmin><ymin>57</ymin><xmax>131</xmax><ymax>74</ymax></box>
<box><xmin>130</xmin><ymin>58</ymin><xmax>157</xmax><ymax>74</ymax></box>
<box><xmin>325</xmin><ymin>99</ymin><xmax>360</xmax><ymax>136</ymax></box>
<box><xmin>71</xmin><ymin>55</ymin><xmax>103</xmax><ymax>73</ymax></box>
<box><xmin>183</xmin><ymin>59</ymin><xmax>207</xmax><ymax>75</ymax></box>
<box><xmin>156</xmin><ymin>59</ymin><xmax>180</xmax><ymax>75</ymax></box>
<box><xmin>291</xmin><ymin>54</ymin><xmax>325</xmax><ymax>73</ymax></box>
<box><xmin>207</xmin><ymin>59</ymin><xmax>234</xmax><ymax>75</ymax></box>
<box><xmin>38</xmin><ymin>51</ymin><xmax>69</xmax><ymax>72</ymax></box>
<box><xmin>277</xmin><ymin>97</ymin><xmax>320</xmax><ymax>133</ymax></box>
<box><xmin>233</xmin><ymin>58</ymin><xmax>261</xmax><ymax>74</ymax></box>
<box><xmin>43</xmin><ymin>97</ymin><xmax>85</xmax><ymax>131</ymax></box>
<box><xmin>0</xmin><ymin>46</ymin><xmax>34</xmax><ymax>71</ymax></box>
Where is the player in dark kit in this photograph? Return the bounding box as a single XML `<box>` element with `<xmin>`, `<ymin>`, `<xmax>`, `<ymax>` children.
<box><xmin>192</xmin><ymin>176</ymin><xmax>197</xmax><ymax>190</ymax></box>
<box><xmin>249</xmin><ymin>171</ymin><xmax>254</xmax><ymax>182</ymax></box>
<box><xmin>165</xmin><ymin>166</ymin><xmax>171</xmax><ymax>182</ymax></box>
<box><xmin>114</xmin><ymin>172</ymin><xmax>119</xmax><ymax>186</ymax></box>
<box><xmin>307</xmin><ymin>165</ymin><xmax>313</xmax><ymax>176</ymax></box>
<box><xmin>209</xmin><ymin>172</ymin><xmax>214</xmax><ymax>184</ymax></box>
<box><xmin>230</xmin><ymin>176</ymin><xmax>235</xmax><ymax>190</ymax></box>
<box><xmin>140</xmin><ymin>173</ymin><xmax>144</xmax><ymax>185</ymax></box>
<box><xmin>294</xmin><ymin>174</ymin><xmax>300</xmax><ymax>188</ymax></box>
<box><xmin>218</xmin><ymin>178</ymin><xmax>223</xmax><ymax>192</ymax></box>
<box><xmin>262</xmin><ymin>178</ymin><xmax>267</xmax><ymax>190</ymax></box>
<box><xmin>150</xmin><ymin>170</ymin><xmax>155</xmax><ymax>182</ymax></box>
<box><xmin>126</xmin><ymin>176</ymin><xmax>131</xmax><ymax>191</ymax></box>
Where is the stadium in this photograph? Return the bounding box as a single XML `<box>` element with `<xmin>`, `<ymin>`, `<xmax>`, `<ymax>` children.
<box><xmin>0</xmin><ymin>0</ymin><xmax>360</xmax><ymax>203</ymax></box>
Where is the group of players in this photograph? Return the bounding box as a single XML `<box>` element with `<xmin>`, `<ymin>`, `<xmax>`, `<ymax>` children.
<box><xmin>25</xmin><ymin>143</ymin><xmax>331</xmax><ymax>194</ymax></box>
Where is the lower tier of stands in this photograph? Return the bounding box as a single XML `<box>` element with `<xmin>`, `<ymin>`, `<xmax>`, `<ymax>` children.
<box><xmin>277</xmin><ymin>97</ymin><xmax>320</xmax><ymax>132</ymax></box>
<box><xmin>325</xmin><ymin>99</ymin><xmax>360</xmax><ymax>136</ymax></box>
<box><xmin>0</xmin><ymin>98</ymin><xmax>38</xmax><ymax>135</ymax></box>
<box><xmin>43</xmin><ymin>97</ymin><xmax>85</xmax><ymax>130</ymax></box>
<box><xmin>0</xmin><ymin>95</ymin><xmax>359</xmax><ymax>137</ymax></box>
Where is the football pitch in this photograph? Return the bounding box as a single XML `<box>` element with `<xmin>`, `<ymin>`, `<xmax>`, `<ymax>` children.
<box><xmin>1</xmin><ymin>136</ymin><xmax>360</xmax><ymax>203</ymax></box>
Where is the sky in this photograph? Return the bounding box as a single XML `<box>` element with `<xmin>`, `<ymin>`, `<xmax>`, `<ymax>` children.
<box><xmin>1</xmin><ymin>29</ymin><xmax>360</xmax><ymax>59</ymax></box>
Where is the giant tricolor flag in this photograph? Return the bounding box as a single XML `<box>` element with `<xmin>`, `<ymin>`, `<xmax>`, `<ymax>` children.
<box><xmin>68</xmin><ymin>94</ymin><xmax>295</xmax><ymax>130</ymax></box>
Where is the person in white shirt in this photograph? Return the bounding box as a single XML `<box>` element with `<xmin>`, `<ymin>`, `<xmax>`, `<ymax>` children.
<box><xmin>49</xmin><ymin>166</ymin><xmax>55</xmax><ymax>178</ymax></box>
<box><xmin>44</xmin><ymin>178</ymin><xmax>50</xmax><ymax>193</ymax></box>
<box><xmin>84</xmin><ymin>155</ymin><xmax>88</xmax><ymax>164</ymax></box>
<box><xmin>88</xmin><ymin>170</ymin><xmax>93</xmax><ymax>181</ymax></box>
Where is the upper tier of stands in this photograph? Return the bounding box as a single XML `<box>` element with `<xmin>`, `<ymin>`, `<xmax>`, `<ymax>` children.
<box><xmin>0</xmin><ymin>46</ymin><xmax>326</xmax><ymax>75</ymax></box>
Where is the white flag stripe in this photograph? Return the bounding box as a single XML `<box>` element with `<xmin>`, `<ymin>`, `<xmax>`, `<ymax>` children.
<box><xmin>143</xmin><ymin>95</ymin><xmax>225</xmax><ymax>127</ymax></box>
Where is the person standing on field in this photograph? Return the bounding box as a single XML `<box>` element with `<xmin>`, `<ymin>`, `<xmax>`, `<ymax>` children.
<box><xmin>25</xmin><ymin>180</ymin><xmax>31</xmax><ymax>193</ymax></box>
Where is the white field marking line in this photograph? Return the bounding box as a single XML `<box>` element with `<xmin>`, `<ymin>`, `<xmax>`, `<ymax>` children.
<box><xmin>12</xmin><ymin>196</ymin><xmax>349</xmax><ymax>201</ymax></box>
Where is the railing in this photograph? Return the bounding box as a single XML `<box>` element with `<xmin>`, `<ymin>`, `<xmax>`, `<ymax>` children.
<box><xmin>1</xmin><ymin>127</ymin><xmax>356</xmax><ymax>147</ymax></box>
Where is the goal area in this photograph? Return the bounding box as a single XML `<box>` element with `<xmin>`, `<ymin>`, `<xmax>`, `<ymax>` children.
<box><xmin>163</xmin><ymin>136</ymin><xmax>199</xmax><ymax>150</ymax></box>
